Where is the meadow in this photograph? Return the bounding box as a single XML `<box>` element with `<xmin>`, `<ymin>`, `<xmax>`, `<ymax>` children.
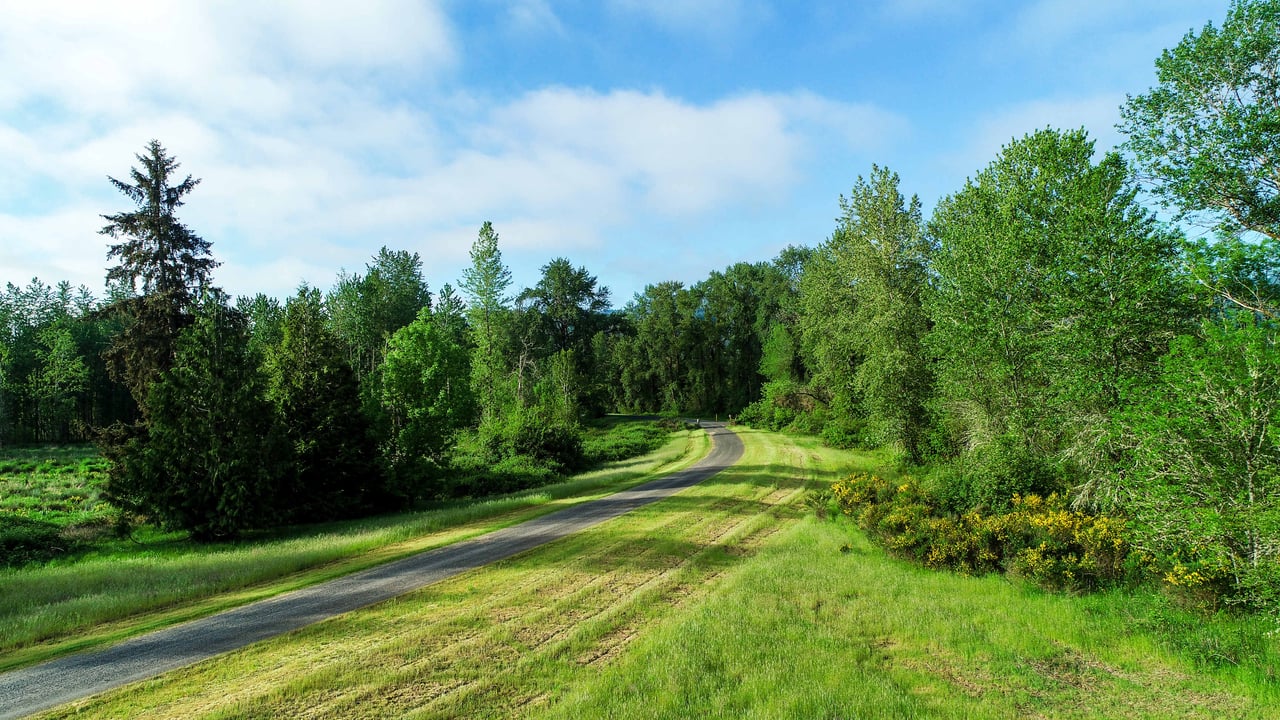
<box><xmin>23</xmin><ymin>427</ymin><xmax>1279</xmax><ymax>719</ymax></box>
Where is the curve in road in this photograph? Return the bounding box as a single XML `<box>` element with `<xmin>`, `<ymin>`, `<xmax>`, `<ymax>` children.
<box><xmin>0</xmin><ymin>423</ymin><xmax>743</xmax><ymax>720</ymax></box>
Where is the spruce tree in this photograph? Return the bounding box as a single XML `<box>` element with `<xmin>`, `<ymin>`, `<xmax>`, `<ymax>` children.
<box><xmin>99</xmin><ymin>140</ymin><xmax>218</xmax><ymax>406</ymax></box>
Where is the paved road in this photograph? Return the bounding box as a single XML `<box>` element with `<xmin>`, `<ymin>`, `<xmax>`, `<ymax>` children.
<box><xmin>0</xmin><ymin>423</ymin><xmax>743</xmax><ymax>720</ymax></box>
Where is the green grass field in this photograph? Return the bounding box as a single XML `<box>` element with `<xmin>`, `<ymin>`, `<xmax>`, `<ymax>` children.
<box><xmin>0</xmin><ymin>445</ymin><xmax>112</xmax><ymax>527</ymax></box>
<box><xmin>15</xmin><ymin>427</ymin><xmax>1280</xmax><ymax>719</ymax></box>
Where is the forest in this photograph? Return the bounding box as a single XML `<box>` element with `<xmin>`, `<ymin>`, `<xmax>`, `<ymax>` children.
<box><xmin>1</xmin><ymin>0</ymin><xmax>1278</xmax><ymax>618</ymax></box>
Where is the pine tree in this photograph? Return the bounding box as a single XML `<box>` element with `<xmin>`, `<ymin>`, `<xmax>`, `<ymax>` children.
<box><xmin>99</xmin><ymin>140</ymin><xmax>218</xmax><ymax>406</ymax></box>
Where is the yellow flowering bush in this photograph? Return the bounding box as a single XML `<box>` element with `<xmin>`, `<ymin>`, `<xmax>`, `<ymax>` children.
<box><xmin>830</xmin><ymin>474</ymin><xmax>1135</xmax><ymax>590</ymax></box>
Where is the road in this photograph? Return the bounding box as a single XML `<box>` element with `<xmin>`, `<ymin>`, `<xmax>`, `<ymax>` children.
<box><xmin>0</xmin><ymin>424</ymin><xmax>742</xmax><ymax>720</ymax></box>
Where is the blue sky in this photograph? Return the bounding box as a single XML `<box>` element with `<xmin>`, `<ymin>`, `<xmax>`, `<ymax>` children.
<box><xmin>0</xmin><ymin>0</ymin><xmax>1229</xmax><ymax>306</ymax></box>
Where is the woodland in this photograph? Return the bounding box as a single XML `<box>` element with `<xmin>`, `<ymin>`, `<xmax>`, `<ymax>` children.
<box><xmin>2</xmin><ymin>0</ymin><xmax>1279</xmax><ymax>619</ymax></box>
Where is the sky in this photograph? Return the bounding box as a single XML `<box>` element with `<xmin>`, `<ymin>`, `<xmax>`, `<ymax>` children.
<box><xmin>0</xmin><ymin>0</ymin><xmax>1231</xmax><ymax>307</ymax></box>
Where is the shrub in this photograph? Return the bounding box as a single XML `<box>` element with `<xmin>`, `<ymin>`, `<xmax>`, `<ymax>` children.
<box><xmin>480</xmin><ymin>409</ymin><xmax>585</xmax><ymax>474</ymax></box>
<box><xmin>0</xmin><ymin>515</ymin><xmax>75</xmax><ymax>567</ymax></box>
<box><xmin>582</xmin><ymin>421</ymin><xmax>669</xmax><ymax>464</ymax></box>
<box><xmin>830</xmin><ymin>473</ymin><xmax>1134</xmax><ymax>590</ymax></box>
<box><xmin>941</xmin><ymin>435</ymin><xmax>1068</xmax><ymax>513</ymax></box>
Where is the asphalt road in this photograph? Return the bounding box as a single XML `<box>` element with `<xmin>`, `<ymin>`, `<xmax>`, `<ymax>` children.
<box><xmin>0</xmin><ymin>423</ymin><xmax>743</xmax><ymax>720</ymax></box>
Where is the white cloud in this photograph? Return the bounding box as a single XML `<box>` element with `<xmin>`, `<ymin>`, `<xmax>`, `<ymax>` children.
<box><xmin>0</xmin><ymin>205</ymin><xmax>113</xmax><ymax>291</ymax></box>
<box><xmin>503</xmin><ymin>0</ymin><xmax>566</xmax><ymax>37</ymax></box>
<box><xmin>1007</xmin><ymin>0</ymin><xmax>1223</xmax><ymax>59</ymax></box>
<box><xmin>0</xmin><ymin>1</ymin><xmax>900</xmax><ymax>301</ymax></box>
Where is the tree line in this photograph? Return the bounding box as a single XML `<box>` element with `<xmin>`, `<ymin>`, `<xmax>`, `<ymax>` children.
<box><xmin>739</xmin><ymin>1</ymin><xmax>1280</xmax><ymax>612</ymax></box>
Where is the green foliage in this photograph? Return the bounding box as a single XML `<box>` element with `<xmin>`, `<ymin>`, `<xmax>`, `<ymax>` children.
<box><xmin>460</xmin><ymin>221</ymin><xmax>514</xmax><ymax>422</ymax></box>
<box><xmin>796</xmin><ymin>243</ymin><xmax>860</xmax><ymax>424</ymax></box>
<box><xmin>580</xmin><ymin>420</ymin><xmax>669</xmax><ymax>464</ymax></box>
<box><xmin>831</xmin><ymin>473</ymin><xmax>1134</xmax><ymax>591</ymax></box>
<box><xmin>935</xmin><ymin>435</ymin><xmax>1069</xmax><ymax>514</ymax></box>
<box><xmin>0</xmin><ymin>516</ymin><xmax>72</xmax><ymax>568</ymax></box>
<box><xmin>615</xmin><ymin>281</ymin><xmax>698</xmax><ymax>413</ymax></box>
<box><xmin>381</xmin><ymin>298</ymin><xmax>475</xmax><ymax>502</ymax></box>
<box><xmin>326</xmin><ymin>247</ymin><xmax>431</xmax><ymax>382</ymax></box>
<box><xmin>103</xmin><ymin>298</ymin><xmax>289</xmax><ymax>541</ymax></box>
<box><xmin>1119</xmin><ymin>314</ymin><xmax>1280</xmax><ymax>610</ymax></box>
<box><xmin>927</xmin><ymin>128</ymin><xmax>1184</xmax><ymax>472</ymax></box>
<box><xmin>1</xmin><ymin>279</ymin><xmax>130</xmax><ymax>444</ymax></box>
<box><xmin>830</xmin><ymin>165</ymin><xmax>934</xmax><ymax>462</ymax></box>
<box><xmin>30</xmin><ymin>321</ymin><xmax>89</xmax><ymax>441</ymax></box>
<box><xmin>1121</xmin><ymin>0</ymin><xmax>1280</xmax><ymax>247</ymax></box>
<box><xmin>481</xmin><ymin>407</ymin><xmax>585</xmax><ymax>474</ymax></box>
<box><xmin>267</xmin><ymin>286</ymin><xmax>382</xmax><ymax>521</ymax></box>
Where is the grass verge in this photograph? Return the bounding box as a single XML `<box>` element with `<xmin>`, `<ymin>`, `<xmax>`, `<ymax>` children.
<box><xmin>0</xmin><ymin>424</ymin><xmax>707</xmax><ymax>673</ymax></box>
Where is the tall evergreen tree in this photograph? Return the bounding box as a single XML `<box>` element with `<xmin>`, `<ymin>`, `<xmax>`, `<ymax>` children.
<box><xmin>267</xmin><ymin>286</ymin><xmax>380</xmax><ymax>520</ymax></box>
<box><xmin>99</xmin><ymin>140</ymin><xmax>218</xmax><ymax>406</ymax></box>
<box><xmin>103</xmin><ymin>295</ymin><xmax>287</xmax><ymax>540</ymax></box>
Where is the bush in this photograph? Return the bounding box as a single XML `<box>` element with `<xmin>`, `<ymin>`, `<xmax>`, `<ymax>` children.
<box><xmin>0</xmin><ymin>515</ymin><xmax>76</xmax><ymax>567</ymax></box>
<box><xmin>937</xmin><ymin>435</ymin><xmax>1067</xmax><ymax>514</ymax></box>
<box><xmin>453</xmin><ymin>454</ymin><xmax>559</xmax><ymax>497</ymax></box>
<box><xmin>831</xmin><ymin>473</ymin><xmax>1134</xmax><ymax>591</ymax></box>
<box><xmin>821</xmin><ymin>417</ymin><xmax>873</xmax><ymax>449</ymax></box>
<box><xmin>582</xmin><ymin>421</ymin><xmax>669</xmax><ymax>464</ymax></box>
<box><xmin>480</xmin><ymin>409</ymin><xmax>585</xmax><ymax>474</ymax></box>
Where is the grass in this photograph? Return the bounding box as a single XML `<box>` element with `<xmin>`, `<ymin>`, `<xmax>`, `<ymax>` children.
<box><xmin>0</xmin><ymin>444</ymin><xmax>112</xmax><ymax>527</ymax></box>
<box><xmin>33</xmin><ymin>426</ymin><xmax>818</xmax><ymax>718</ymax></box>
<box><xmin>0</xmin><ymin>422</ymin><xmax>707</xmax><ymax>672</ymax></box>
<box><xmin>17</xmin><ymin>427</ymin><xmax>1280</xmax><ymax>718</ymax></box>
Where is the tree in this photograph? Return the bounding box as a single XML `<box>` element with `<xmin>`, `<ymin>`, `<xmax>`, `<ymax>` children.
<box><xmin>518</xmin><ymin>258</ymin><xmax>611</xmax><ymax>357</ymax></box>
<box><xmin>1120</xmin><ymin>314</ymin><xmax>1280</xmax><ymax>608</ymax></box>
<box><xmin>99</xmin><ymin>140</ymin><xmax>218</xmax><ymax>405</ymax></box>
<box><xmin>327</xmin><ymin>247</ymin><xmax>431</xmax><ymax>382</ymax></box>
<box><xmin>1120</xmin><ymin>0</ymin><xmax>1280</xmax><ymax>318</ymax></box>
<box><xmin>381</xmin><ymin>294</ymin><xmax>475</xmax><ymax>499</ymax></box>
<box><xmin>798</xmin><ymin>241</ymin><xmax>865</xmax><ymax>432</ymax></box>
<box><xmin>831</xmin><ymin>166</ymin><xmax>934</xmax><ymax>462</ymax></box>
<box><xmin>927</xmin><ymin>129</ymin><xmax>1184</xmax><ymax>483</ymax></box>
<box><xmin>516</xmin><ymin>258</ymin><xmax>612</xmax><ymax>413</ymax></box>
<box><xmin>616</xmin><ymin>282</ymin><xmax>701</xmax><ymax>413</ymax></box>
<box><xmin>267</xmin><ymin>286</ymin><xmax>380</xmax><ymax>520</ymax></box>
<box><xmin>31</xmin><ymin>321</ymin><xmax>89</xmax><ymax>442</ymax></box>
<box><xmin>460</xmin><ymin>222</ymin><xmax>513</xmax><ymax>422</ymax></box>
<box><xmin>104</xmin><ymin>296</ymin><xmax>287</xmax><ymax>540</ymax></box>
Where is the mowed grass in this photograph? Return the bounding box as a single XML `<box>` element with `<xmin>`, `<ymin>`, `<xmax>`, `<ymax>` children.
<box><xmin>23</xmin><ymin>428</ymin><xmax>1280</xmax><ymax>719</ymax></box>
<box><xmin>34</xmin><ymin>427</ymin><xmax>819</xmax><ymax>719</ymax></box>
<box><xmin>0</xmin><ymin>424</ymin><xmax>707</xmax><ymax>672</ymax></box>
